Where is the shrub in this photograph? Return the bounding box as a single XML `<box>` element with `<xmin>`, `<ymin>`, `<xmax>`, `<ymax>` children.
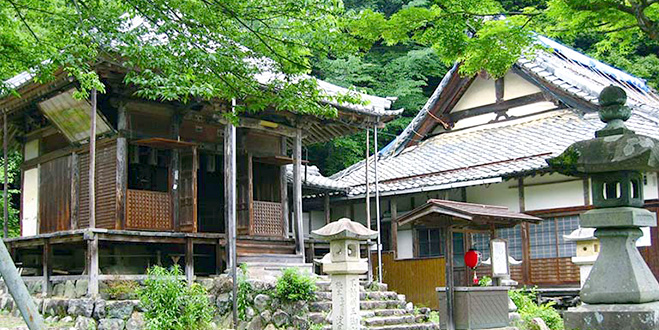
<box><xmin>275</xmin><ymin>267</ymin><xmax>317</xmax><ymax>302</ymax></box>
<box><xmin>103</xmin><ymin>280</ymin><xmax>140</xmax><ymax>300</ymax></box>
<box><xmin>509</xmin><ymin>288</ymin><xmax>564</xmax><ymax>330</ymax></box>
<box><xmin>236</xmin><ymin>264</ymin><xmax>253</xmax><ymax>320</ymax></box>
<box><xmin>137</xmin><ymin>265</ymin><xmax>214</xmax><ymax>330</ymax></box>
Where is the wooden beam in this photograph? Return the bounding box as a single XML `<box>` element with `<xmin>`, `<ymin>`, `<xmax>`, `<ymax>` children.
<box><xmin>215</xmin><ymin>239</ymin><xmax>223</xmax><ymax>275</ymax></box>
<box><xmin>280</xmin><ymin>137</ymin><xmax>289</xmax><ymax>237</ymax></box>
<box><xmin>238</xmin><ymin>117</ymin><xmax>298</xmax><ymax>138</ymax></box>
<box><xmin>42</xmin><ymin>239</ymin><xmax>51</xmax><ymax>297</ymax></box>
<box><xmin>324</xmin><ymin>194</ymin><xmax>330</xmax><ymax>225</ymax></box>
<box><xmin>87</xmin><ymin>234</ymin><xmax>99</xmax><ymax>297</ymax></box>
<box><xmin>495</xmin><ymin>78</ymin><xmax>504</xmax><ymax>102</ymax></box>
<box><xmin>115</xmin><ymin>104</ymin><xmax>127</xmax><ymax>230</ymax></box>
<box><xmin>185</xmin><ymin>238</ymin><xmax>194</xmax><ymax>285</ymax></box>
<box><xmin>293</xmin><ymin>128</ymin><xmax>305</xmax><ymax>256</ymax></box>
<box><xmin>89</xmin><ymin>88</ymin><xmax>97</xmax><ymax>229</ymax></box>
<box><xmin>450</xmin><ymin>92</ymin><xmax>547</xmax><ymax>122</ymax></box>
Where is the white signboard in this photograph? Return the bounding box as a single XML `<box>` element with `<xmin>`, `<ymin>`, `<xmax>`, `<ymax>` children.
<box><xmin>491</xmin><ymin>239</ymin><xmax>510</xmax><ymax>277</ymax></box>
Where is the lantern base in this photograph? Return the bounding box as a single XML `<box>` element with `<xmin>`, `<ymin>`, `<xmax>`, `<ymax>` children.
<box><xmin>564</xmin><ymin>302</ymin><xmax>659</xmax><ymax>330</ymax></box>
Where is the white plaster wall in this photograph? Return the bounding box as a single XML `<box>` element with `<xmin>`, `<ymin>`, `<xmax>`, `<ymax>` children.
<box><xmin>24</xmin><ymin>140</ymin><xmax>39</xmax><ymax>161</ymax></box>
<box><xmin>524</xmin><ymin>173</ymin><xmax>586</xmax><ymax>211</ymax></box>
<box><xmin>310</xmin><ymin>210</ymin><xmax>325</xmax><ymax>233</ymax></box>
<box><xmin>644</xmin><ymin>172</ymin><xmax>658</xmax><ymax>200</ymax></box>
<box><xmin>452</xmin><ymin>77</ymin><xmax>496</xmax><ymax>112</ymax></box>
<box><xmin>452</xmin><ymin>113</ymin><xmax>498</xmax><ymax>130</ymax></box>
<box><xmin>397</xmin><ymin>228</ymin><xmax>414</xmax><ymax>259</ymax></box>
<box><xmin>22</xmin><ymin>168</ymin><xmax>39</xmax><ymax>236</ymax></box>
<box><xmin>466</xmin><ymin>181</ymin><xmax>520</xmax><ymax>212</ymax></box>
<box><xmin>503</xmin><ymin>72</ymin><xmax>542</xmax><ymax>100</ymax></box>
<box><xmin>303</xmin><ymin>212</ymin><xmax>311</xmax><ymax>237</ymax></box>
<box><xmin>507</xmin><ymin>101</ymin><xmax>557</xmax><ymax>118</ymax></box>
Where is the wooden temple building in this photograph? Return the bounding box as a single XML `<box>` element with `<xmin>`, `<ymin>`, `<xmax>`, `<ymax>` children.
<box><xmin>0</xmin><ymin>62</ymin><xmax>401</xmax><ymax>296</ymax></box>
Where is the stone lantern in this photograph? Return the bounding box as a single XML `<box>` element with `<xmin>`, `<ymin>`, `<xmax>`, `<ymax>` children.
<box><xmin>548</xmin><ymin>86</ymin><xmax>659</xmax><ymax>329</ymax></box>
<box><xmin>312</xmin><ymin>218</ymin><xmax>378</xmax><ymax>330</ymax></box>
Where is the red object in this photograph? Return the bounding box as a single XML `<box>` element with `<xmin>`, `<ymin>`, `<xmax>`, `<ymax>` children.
<box><xmin>464</xmin><ymin>249</ymin><xmax>481</xmax><ymax>269</ymax></box>
<box><xmin>473</xmin><ymin>273</ymin><xmax>479</xmax><ymax>285</ymax></box>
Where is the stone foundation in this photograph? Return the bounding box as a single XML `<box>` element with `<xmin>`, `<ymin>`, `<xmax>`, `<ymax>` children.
<box><xmin>564</xmin><ymin>302</ymin><xmax>659</xmax><ymax>330</ymax></box>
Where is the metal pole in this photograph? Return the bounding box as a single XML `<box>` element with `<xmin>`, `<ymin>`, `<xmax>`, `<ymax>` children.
<box><xmin>374</xmin><ymin>124</ymin><xmax>383</xmax><ymax>283</ymax></box>
<box><xmin>224</xmin><ymin>98</ymin><xmax>238</xmax><ymax>328</ymax></box>
<box><xmin>365</xmin><ymin>129</ymin><xmax>373</xmax><ymax>282</ymax></box>
<box><xmin>3</xmin><ymin>111</ymin><xmax>8</xmax><ymax>238</ymax></box>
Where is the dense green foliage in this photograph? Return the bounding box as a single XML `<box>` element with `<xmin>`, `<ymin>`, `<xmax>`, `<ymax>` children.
<box><xmin>509</xmin><ymin>288</ymin><xmax>564</xmax><ymax>330</ymax></box>
<box><xmin>137</xmin><ymin>266</ymin><xmax>215</xmax><ymax>330</ymax></box>
<box><xmin>275</xmin><ymin>267</ymin><xmax>317</xmax><ymax>302</ymax></box>
<box><xmin>0</xmin><ymin>152</ymin><xmax>21</xmax><ymax>238</ymax></box>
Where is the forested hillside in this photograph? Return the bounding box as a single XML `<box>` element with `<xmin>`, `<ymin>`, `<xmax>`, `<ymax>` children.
<box><xmin>308</xmin><ymin>0</ymin><xmax>659</xmax><ymax>176</ymax></box>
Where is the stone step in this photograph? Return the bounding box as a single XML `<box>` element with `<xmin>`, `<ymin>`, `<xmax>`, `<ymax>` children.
<box><xmin>363</xmin><ymin>323</ymin><xmax>441</xmax><ymax>330</ymax></box>
<box><xmin>363</xmin><ymin>315</ymin><xmax>418</xmax><ymax>326</ymax></box>
<box><xmin>310</xmin><ymin>300</ymin><xmax>407</xmax><ymax>312</ymax></box>
<box><xmin>315</xmin><ymin>291</ymin><xmax>402</xmax><ymax>301</ymax></box>
<box><xmin>238</xmin><ymin>253</ymin><xmax>305</xmax><ymax>264</ymax></box>
<box><xmin>314</xmin><ymin>281</ymin><xmax>389</xmax><ymax>293</ymax></box>
<box><xmin>309</xmin><ymin>308</ymin><xmax>413</xmax><ymax>323</ymax></box>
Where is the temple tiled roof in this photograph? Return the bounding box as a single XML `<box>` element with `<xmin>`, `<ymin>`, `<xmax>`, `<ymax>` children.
<box><xmin>331</xmin><ymin>37</ymin><xmax>659</xmax><ymax>197</ymax></box>
<box><xmin>286</xmin><ymin>164</ymin><xmax>349</xmax><ymax>192</ymax></box>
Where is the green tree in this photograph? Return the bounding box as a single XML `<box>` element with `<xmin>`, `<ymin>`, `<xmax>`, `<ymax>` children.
<box><xmin>0</xmin><ymin>152</ymin><xmax>22</xmax><ymax>238</ymax></box>
<box><xmin>0</xmin><ymin>0</ymin><xmax>360</xmax><ymax>117</ymax></box>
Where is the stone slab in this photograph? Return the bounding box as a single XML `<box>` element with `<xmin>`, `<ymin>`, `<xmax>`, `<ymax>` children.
<box><xmin>564</xmin><ymin>302</ymin><xmax>659</xmax><ymax>330</ymax></box>
<box><xmin>580</xmin><ymin>207</ymin><xmax>656</xmax><ymax>228</ymax></box>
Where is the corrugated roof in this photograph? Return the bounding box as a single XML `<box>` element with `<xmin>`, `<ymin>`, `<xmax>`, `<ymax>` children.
<box><xmin>332</xmin><ymin>37</ymin><xmax>659</xmax><ymax>197</ymax></box>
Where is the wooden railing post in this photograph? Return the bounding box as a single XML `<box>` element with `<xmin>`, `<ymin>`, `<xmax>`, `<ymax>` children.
<box><xmin>293</xmin><ymin>129</ymin><xmax>305</xmax><ymax>257</ymax></box>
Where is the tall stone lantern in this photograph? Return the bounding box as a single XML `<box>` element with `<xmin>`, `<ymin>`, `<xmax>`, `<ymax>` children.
<box><xmin>312</xmin><ymin>218</ymin><xmax>378</xmax><ymax>330</ymax></box>
<box><xmin>548</xmin><ymin>86</ymin><xmax>659</xmax><ymax>329</ymax></box>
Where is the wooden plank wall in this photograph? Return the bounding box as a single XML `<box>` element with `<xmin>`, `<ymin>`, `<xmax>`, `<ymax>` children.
<box><xmin>79</xmin><ymin>141</ymin><xmax>117</xmax><ymax>229</ymax></box>
<box><xmin>39</xmin><ymin>155</ymin><xmax>72</xmax><ymax>233</ymax></box>
<box><xmin>376</xmin><ymin>252</ymin><xmax>445</xmax><ymax>310</ymax></box>
<box><xmin>529</xmin><ymin>257</ymin><xmax>580</xmax><ymax>285</ymax></box>
<box><xmin>640</xmin><ymin>208</ymin><xmax>659</xmax><ymax>279</ymax></box>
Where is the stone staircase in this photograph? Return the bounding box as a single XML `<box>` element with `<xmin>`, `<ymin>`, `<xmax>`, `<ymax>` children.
<box><xmin>238</xmin><ymin>254</ymin><xmax>313</xmax><ymax>281</ymax></box>
<box><xmin>309</xmin><ymin>279</ymin><xmax>440</xmax><ymax>330</ymax></box>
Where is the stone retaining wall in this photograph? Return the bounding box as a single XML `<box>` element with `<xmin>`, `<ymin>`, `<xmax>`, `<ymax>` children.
<box><xmin>0</xmin><ymin>274</ymin><xmax>309</xmax><ymax>330</ymax></box>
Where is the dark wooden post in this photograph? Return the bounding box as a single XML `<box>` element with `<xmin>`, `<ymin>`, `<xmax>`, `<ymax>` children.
<box><xmin>3</xmin><ymin>111</ymin><xmax>8</xmax><ymax>238</ymax></box>
<box><xmin>70</xmin><ymin>153</ymin><xmax>79</xmax><ymax>229</ymax></box>
<box><xmin>293</xmin><ymin>128</ymin><xmax>305</xmax><ymax>257</ymax></box>
<box><xmin>324</xmin><ymin>193</ymin><xmax>330</xmax><ymax>224</ymax></box>
<box><xmin>185</xmin><ymin>238</ymin><xmax>194</xmax><ymax>285</ymax></box>
<box><xmin>215</xmin><ymin>239</ymin><xmax>223</xmax><ymax>275</ymax></box>
<box><xmin>88</xmin><ymin>88</ymin><xmax>99</xmax><ymax>297</ymax></box>
<box><xmin>518</xmin><ymin>177</ymin><xmax>531</xmax><ymax>285</ymax></box>
<box><xmin>115</xmin><ymin>104</ymin><xmax>127</xmax><ymax>230</ymax></box>
<box><xmin>42</xmin><ymin>239</ymin><xmax>51</xmax><ymax>297</ymax></box>
<box><xmin>444</xmin><ymin>224</ymin><xmax>455</xmax><ymax>330</ymax></box>
<box><xmin>390</xmin><ymin>199</ymin><xmax>398</xmax><ymax>258</ymax></box>
<box><xmin>171</xmin><ymin>113</ymin><xmax>181</xmax><ymax>231</ymax></box>
<box><xmin>280</xmin><ymin>136</ymin><xmax>289</xmax><ymax>236</ymax></box>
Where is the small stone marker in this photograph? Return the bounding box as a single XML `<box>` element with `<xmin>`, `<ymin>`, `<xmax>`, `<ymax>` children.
<box><xmin>312</xmin><ymin>218</ymin><xmax>377</xmax><ymax>330</ymax></box>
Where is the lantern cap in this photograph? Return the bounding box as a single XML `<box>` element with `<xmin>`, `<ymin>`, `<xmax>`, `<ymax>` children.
<box><xmin>311</xmin><ymin>218</ymin><xmax>378</xmax><ymax>241</ymax></box>
<box><xmin>547</xmin><ymin>86</ymin><xmax>659</xmax><ymax>175</ymax></box>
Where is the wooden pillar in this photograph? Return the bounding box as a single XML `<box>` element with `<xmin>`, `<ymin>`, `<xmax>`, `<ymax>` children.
<box><xmin>390</xmin><ymin>199</ymin><xmax>398</xmax><ymax>257</ymax></box>
<box><xmin>89</xmin><ymin>88</ymin><xmax>97</xmax><ymax>229</ymax></box>
<box><xmin>87</xmin><ymin>234</ymin><xmax>99</xmax><ymax>297</ymax></box>
<box><xmin>518</xmin><ymin>177</ymin><xmax>531</xmax><ymax>285</ymax></box>
<box><xmin>444</xmin><ymin>225</ymin><xmax>455</xmax><ymax>330</ymax></box>
<box><xmin>293</xmin><ymin>128</ymin><xmax>304</xmax><ymax>256</ymax></box>
<box><xmin>215</xmin><ymin>239</ymin><xmax>223</xmax><ymax>275</ymax></box>
<box><xmin>3</xmin><ymin>111</ymin><xmax>7</xmax><ymax>238</ymax></box>
<box><xmin>185</xmin><ymin>238</ymin><xmax>194</xmax><ymax>285</ymax></box>
<box><xmin>323</xmin><ymin>193</ymin><xmax>330</xmax><ymax>224</ymax></box>
<box><xmin>42</xmin><ymin>239</ymin><xmax>51</xmax><ymax>297</ymax></box>
<box><xmin>115</xmin><ymin>105</ymin><xmax>127</xmax><ymax>230</ymax></box>
<box><xmin>280</xmin><ymin>136</ymin><xmax>289</xmax><ymax>236</ymax></box>
<box><xmin>171</xmin><ymin>114</ymin><xmax>181</xmax><ymax>231</ymax></box>
<box><xmin>70</xmin><ymin>153</ymin><xmax>79</xmax><ymax>229</ymax></box>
